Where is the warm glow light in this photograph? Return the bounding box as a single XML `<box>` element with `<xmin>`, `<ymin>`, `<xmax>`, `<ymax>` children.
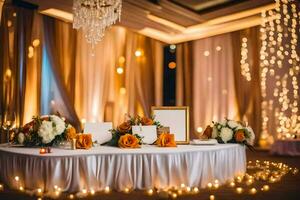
<box><xmin>262</xmin><ymin>185</ymin><xmax>270</xmax><ymax>191</ymax></box>
<box><xmin>147</xmin><ymin>189</ymin><xmax>153</xmax><ymax>195</ymax></box>
<box><xmin>116</xmin><ymin>67</ymin><xmax>124</xmax><ymax>74</ymax></box>
<box><xmin>168</xmin><ymin>62</ymin><xmax>176</xmax><ymax>69</ymax></box>
<box><xmin>170</xmin><ymin>44</ymin><xmax>176</xmax><ymax>50</ymax></box>
<box><xmin>37</xmin><ymin>188</ymin><xmax>42</xmax><ymax>193</ymax></box>
<box><xmin>124</xmin><ymin>187</ymin><xmax>130</xmax><ymax>193</ymax></box>
<box><xmin>236</xmin><ymin>187</ymin><xmax>243</xmax><ymax>194</ymax></box>
<box><xmin>69</xmin><ymin>194</ymin><xmax>75</xmax><ymax>199</ymax></box>
<box><xmin>120</xmin><ymin>87</ymin><xmax>126</xmax><ymax>95</ymax></box>
<box><xmin>249</xmin><ymin>188</ymin><xmax>257</xmax><ymax>194</ymax></box>
<box><xmin>197</xmin><ymin>127</ymin><xmax>203</xmax><ymax>133</ymax></box>
<box><xmin>209</xmin><ymin>195</ymin><xmax>215</xmax><ymax>200</ymax></box>
<box><xmin>118</xmin><ymin>56</ymin><xmax>125</xmax><ymax>64</ymax></box>
<box><xmin>229</xmin><ymin>182</ymin><xmax>235</xmax><ymax>187</ymax></box>
<box><xmin>171</xmin><ymin>192</ymin><xmax>177</xmax><ymax>199</ymax></box>
<box><xmin>32</xmin><ymin>39</ymin><xmax>40</xmax><ymax>47</ymax></box>
<box><xmin>104</xmin><ymin>186</ymin><xmax>110</xmax><ymax>194</ymax></box>
<box><xmin>19</xmin><ymin>186</ymin><xmax>24</xmax><ymax>191</ymax></box>
<box><xmin>135</xmin><ymin>50</ymin><xmax>142</xmax><ymax>57</ymax></box>
<box><xmin>14</xmin><ymin>176</ymin><xmax>19</xmax><ymax>182</ymax></box>
<box><xmin>193</xmin><ymin>187</ymin><xmax>199</xmax><ymax>193</ymax></box>
<box><xmin>207</xmin><ymin>183</ymin><xmax>213</xmax><ymax>188</ymax></box>
<box><xmin>82</xmin><ymin>189</ymin><xmax>87</xmax><ymax>194</ymax></box>
<box><xmin>204</xmin><ymin>50</ymin><xmax>210</xmax><ymax>56</ymax></box>
<box><xmin>81</xmin><ymin>118</ymin><xmax>86</xmax><ymax>124</ymax></box>
<box><xmin>216</xmin><ymin>46</ymin><xmax>222</xmax><ymax>51</ymax></box>
<box><xmin>90</xmin><ymin>189</ymin><xmax>95</xmax><ymax>195</ymax></box>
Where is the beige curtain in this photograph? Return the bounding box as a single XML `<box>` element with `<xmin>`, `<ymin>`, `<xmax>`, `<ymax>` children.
<box><xmin>176</xmin><ymin>42</ymin><xmax>195</xmax><ymax>138</ymax></box>
<box><xmin>193</xmin><ymin>33</ymin><xmax>239</xmax><ymax>137</ymax></box>
<box><xmin>23</xmin><ymin>12</ymin><xmax>42</xmax><ymax>123</ymax></box>
<box><xmin>43</xmin><ymin>16</ymin><xmax>80</xmax><ymax>130</ymax></box>
<box><xmin>75</xmin><ymin>27</ymin><xmax>164</xmax><ymax>126</ymax></box>
<box><xmin>231</xmin><ymin>27</ymin><xmax>261</xmax><ymax>145</ymax></box>
<box><xmin>0</xmin><ymin>0</ymin><xmax>4</xmax><ymax>23</ymax></box>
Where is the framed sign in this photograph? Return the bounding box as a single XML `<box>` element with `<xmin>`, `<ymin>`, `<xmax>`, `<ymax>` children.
<box><xmin>152</xmin><ymin>106</ymin><xmax>189</xmax><ymax>144</ymax></box>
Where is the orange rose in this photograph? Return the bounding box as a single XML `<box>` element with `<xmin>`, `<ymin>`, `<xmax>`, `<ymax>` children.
<box><xmin>118</xmin><ymin>134</ymin><xmax>140</xmax><ymax>148</ymax></box>
<box><xmin>76</xmin><ymin>134</ymin><xmax>93</xmax><ymax>149</ymax></box>
<box><xmin>156</xmin><ymin>133</ymin><xmax>177</xmax><ymax>147</ymax></box>
<box><xmin>141</xmin><ymin>117</ymin><xmax>154</xmax><ymax>125</ymax></box>
<box><xmin>235</xmin><ymin>130</ymin><xmax>246</xmax><ymax>142</ymax></box>
<box><xmin>117</xmin><ymin>121</ymin><xmax>132</xmax><ymax>133</ymax></box>
<box><xmin>66</xmin><ymin>127</ymin><xmax>77</xmax><ymax>141</ymax></box>
<box><xmin>202</xmin><ymin>125</ymin><xmax>212</xmax><ymax>138</ymax></box>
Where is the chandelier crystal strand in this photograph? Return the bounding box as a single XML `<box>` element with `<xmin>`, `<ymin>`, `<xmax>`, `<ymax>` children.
<box><xmin>73</xmin><ymin>0</ymin><xmax>122</xmax><ymax>49</ymax></box>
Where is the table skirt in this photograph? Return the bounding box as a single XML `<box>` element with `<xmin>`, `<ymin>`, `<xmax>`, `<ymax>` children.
<box><xmin>0</xmin><ymin>144</ymin><xmax>246</xmax><ymax>193</ymax></box>
<box><xmin>270</xmin><ymin>139</ymin><xmax>300</xmax><ymax>156</ymax></box>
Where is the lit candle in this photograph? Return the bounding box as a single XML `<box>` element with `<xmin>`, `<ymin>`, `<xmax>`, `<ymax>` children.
<box><xmin>147</xmin><ymin>189</ymin><xmax>153</xmax><ymax>195</ymax></box>
<box><xmin>262</xmin><ymin>185</ymin><xmax>270</xmax><ymax>191</ymax></box>
<box><xmin>39</xmin><ymin>148</ymin><xmax>46</xmax><ymax>154</ymax></box>
<box><xmin>104</xmin><ymin>186</ymin><xmax>110</xmax><ymax>194</ymax></box>
<box><xmin>209</xmin><ymin>195</ymin><xmax>215</xmax><ymax>200</ymax></box>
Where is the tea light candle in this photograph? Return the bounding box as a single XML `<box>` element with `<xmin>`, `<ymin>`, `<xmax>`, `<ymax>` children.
<box><xmin>39</xmin><ymin>148</ymin><xmax>46</xmax><ymax>154</ymax></box>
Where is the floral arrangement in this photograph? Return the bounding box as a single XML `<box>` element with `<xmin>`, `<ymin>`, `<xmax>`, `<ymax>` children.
<box><xmin>155</xmin><ymin>133</ymin><xmax>177</xmax><ymax>147</ymax></box>
<box><xmin>106</xmin><ymin>115</ymin><xmax>162</xmax><ymax>148</ymax></box>
<box><xmin>202</xmin><ymin>118</ymin><xmax>255</xmax><ymax>148</ymax></box>
<box><xmin>15</xmin><ymin>115</ymin><xmax>75</xmax><ymax>147</ymax></box>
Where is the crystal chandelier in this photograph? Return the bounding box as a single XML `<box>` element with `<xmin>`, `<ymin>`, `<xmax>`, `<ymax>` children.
<box><xmin>73</xmin><ymin>0</ymin><xmax>122</xmax><ymax>48</ymax></box>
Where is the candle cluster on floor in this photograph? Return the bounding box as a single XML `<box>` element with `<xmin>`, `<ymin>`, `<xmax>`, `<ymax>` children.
<box><xmin>0</xmin><ymin>160</ymin><xmax>298</xmax><ymax>199</ymax></box>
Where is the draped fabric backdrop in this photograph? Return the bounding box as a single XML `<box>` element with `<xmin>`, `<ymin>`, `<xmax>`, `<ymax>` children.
<box><xmin>0</xmin><ymin>4</ymin><xmax>41</xmax><ymax>143</ymax></box>
<box><xmin>231</xmin><ymin>27</ymin><xmax>262</xmax><ymax>144</ymax></box>
<box><xmin>192</xmin><ymin>33</ymin><xmax>239</xmax><ymax>136</ymax></box>
<box><xmin>176</xmin><ymin>42</ymin><xmax>195</xmax><ymax>138</ymax></box>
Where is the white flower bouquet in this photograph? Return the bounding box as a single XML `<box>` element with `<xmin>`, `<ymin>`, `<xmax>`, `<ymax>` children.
<box><xmin>14</xmin><ymin>114</ymin><xmax>75</xmax><ymax>147</ymax></box>
<box><xmin>202</xmin><ymin>118</ymin><xmax>255</xmax><ymax>148</ymax></box>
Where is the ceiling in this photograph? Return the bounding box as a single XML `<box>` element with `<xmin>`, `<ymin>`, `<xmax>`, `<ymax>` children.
<box><xmin>19</xmin><ymin>0</ymin><xmax>275</xmax><ymax>44</ymax></box>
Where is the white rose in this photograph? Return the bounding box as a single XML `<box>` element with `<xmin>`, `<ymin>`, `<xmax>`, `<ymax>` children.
<box><xmin>212</xmin><ymin>126</ymin><xmax>219</xmax><ymax>138</ymax></box>
<box><xmin>220</xmin><ymin>127</ymin><xmax>233</xmax><ymax>143</ymax></box>
<box><xmin>228</xmin><ymin>120</ymin><xmax>240</xmax><ymax>129</ymax></box>
<box><xmin>220</xmin><ymin>119</ymin><xmax>227</xmax><ymax>126</ymax></box>
<box><xmin>50</xmin><ymin>115</ymin><xmax>66</xmax><ymax>136</ymax></box>
<box><xmin>246</xmin><ymin>127</ymin><xmax>255</xmax><ymax>145</ymax></box>
<box><xmin>38</xmin><ymin>121</ymin><xmax>55</xmax><ymax>144</ymax></box>
<box><xmin>18</xmin><ymin>133</ymin><xmax>25</xmax><ymax>144</ymax></box>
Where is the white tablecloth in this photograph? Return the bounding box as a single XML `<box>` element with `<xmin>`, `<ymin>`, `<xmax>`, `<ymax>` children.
<box><xmin>270</xmin><ymin>139</ymin><xmax>300</xmax><ymax>156</ymax></box>
<box><xmin>0</xmin><ymin>144</ymin><xmax>246</xmax><ymax>192</ymax></box>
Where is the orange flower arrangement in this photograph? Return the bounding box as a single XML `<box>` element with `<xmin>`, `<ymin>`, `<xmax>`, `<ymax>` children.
<box><xmin>140</xmin><ymin>117</ymin><xmax>154</xmax><ymax>125</ymax></box>
<box><xmin>234</xmin><ymin>129</ymin><xmax>246</xmax><ymax>142</ymax></box>
<box><xmin>234</xmin><ymin>130</ymin><xmax>246</xmax><ymax>142</ymax></box>
<box><xmin>156</xmin><ymin>133</ymin><xmax>177</xmax><ymax>147</ymax></box>
<box><xmin>117</xmin><ymin>121</ymin><xmax>132</xmax><ymax>134</ymax></box>
<box><xmin>76</xmin><ymin>134</ymin><xmax>93</xmax><ymax>149</ymax></box>
<box><xmin>118</xmin><ymin>134</ymin><xmax>140</xmax><ymax>148</ymax></box>
<box><xmin>66</xmin><ymin>127</ymin><xmax>77</xmax><ymax>141</ymax></box>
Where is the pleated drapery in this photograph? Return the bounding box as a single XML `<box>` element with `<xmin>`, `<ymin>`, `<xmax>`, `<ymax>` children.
<box><xmin>43</xmin><ymin>16</ymin><xmax>80</xmax><ymax>130</ymax></box>
<box><xmin>0</xmin><ymin>4</ymin><xmax>42</xmax><ymax>142</ymax></box>
<box><xmin>192</xmin><ymin>33</ymin><xmax>239</xmax><ymax>136</ymax></box>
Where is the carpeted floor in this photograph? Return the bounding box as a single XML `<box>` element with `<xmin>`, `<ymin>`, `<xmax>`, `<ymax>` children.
<box><xmin>0</xmin><ymin>150</ymin><xmax>299</xmax><ymax>200</ymax></box>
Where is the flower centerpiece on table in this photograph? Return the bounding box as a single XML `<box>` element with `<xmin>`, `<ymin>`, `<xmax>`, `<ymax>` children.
<box><xmin>106</xmin><ymin>115</ymin><xmax>162</xmax><ymax>148</ymax></box>
<box><xmin>202</xmin><ymin>118</ymin><xmax>255</xmax><ymax>149</ymax></box>
<box><xmin>14</xmin><ymin>114</ymin><xmax>76</xmax><ymax>147</ymax></box>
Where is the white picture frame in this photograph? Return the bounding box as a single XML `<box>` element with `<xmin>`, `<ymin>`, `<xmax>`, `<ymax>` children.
<box><xmin>152</xmin><ymin>106</ymin><xmax>189</xmax><ymax>144</ymax></box>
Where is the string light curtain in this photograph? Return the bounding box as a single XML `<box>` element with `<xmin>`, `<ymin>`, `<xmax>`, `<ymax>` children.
<box><xmin>259</xmin><ymin>0</ymin><xmax>300</xmax><ymax>147</ymax></box>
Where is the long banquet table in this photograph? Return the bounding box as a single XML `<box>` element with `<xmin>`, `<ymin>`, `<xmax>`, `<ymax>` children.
<box><xmin>0</xmin><ymin>144</ymin><xmax>246</xmax><ymax>193</ymax></box>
